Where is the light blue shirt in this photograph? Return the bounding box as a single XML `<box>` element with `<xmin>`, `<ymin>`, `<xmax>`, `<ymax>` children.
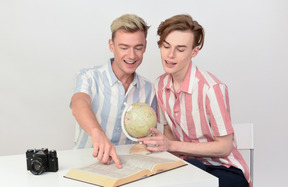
<box><xmin>73</xmin><ymin>58</ymin><xmax>157</xmax><ymax>148</ymax></box>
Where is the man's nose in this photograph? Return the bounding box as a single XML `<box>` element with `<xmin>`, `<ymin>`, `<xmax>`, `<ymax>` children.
<box><xmin>128</xmin><ymin>48</ymin><xmax>136</xmax><ymax>59</ymax></box>
<box><xmin>168</xmin><ymin>48</ymin><xmax>175</xmax><ymax>59</ymax></box>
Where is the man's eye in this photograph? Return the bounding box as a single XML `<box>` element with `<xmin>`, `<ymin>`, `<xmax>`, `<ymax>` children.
<box><xmin>120</xmin><ymin>47</ymin><xmax>128</xmax><ymax>50</ymax></box>
<box><xmin>135</xmin><ymin>47</ymin><xmax>143</xmax><ymax>51</ymax></box>
<box><xmin>177</xmin><ymin>47</ymin><xmax>186</xmax><ymax>52</ymax></box>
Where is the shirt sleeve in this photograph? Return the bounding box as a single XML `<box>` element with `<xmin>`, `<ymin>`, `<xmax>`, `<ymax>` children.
<box><xmin>206</xmin><ymin>83</ymin><xmax>234</xmax><ymax>137</ymax></box>
<box><xmin>74</xmin><ymin>68</ymin><xmax>93</xmax><ymax>98</ymax></box>
<box><xmin>153</xmin><ymin>78</ymin><xmax>168</xmax><ymax>126</ymax></box>
<box><xmin>157</xmin><ymin>101</ymin><xmax>168</xmax><ymax>126</ymax></box>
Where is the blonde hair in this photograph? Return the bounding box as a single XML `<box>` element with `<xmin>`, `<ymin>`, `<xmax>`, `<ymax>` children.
<box><xmin>157</xmin><ymin>14</ymin><xmax>205</xmax><ymax>50</ymax></box>
<box><xmin>110</xmin><ymin>14</ymin><xmax>150</xmax><ymax>41</ymax></box>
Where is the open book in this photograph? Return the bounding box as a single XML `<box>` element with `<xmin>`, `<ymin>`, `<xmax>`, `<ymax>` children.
<box><xmin>64</xmin><ymin>154</ymin><xmax>186</xmax><ymax>187</ymax></box>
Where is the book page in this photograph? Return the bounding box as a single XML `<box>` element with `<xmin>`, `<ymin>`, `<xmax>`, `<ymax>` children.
<box><xmin>77</xmin><ymin>154</ymin><xmax>179</xmax><ymax>179</ymax></box>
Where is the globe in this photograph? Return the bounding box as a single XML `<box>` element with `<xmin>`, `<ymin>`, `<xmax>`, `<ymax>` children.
<box><xmin>121</xmin><ymin>102</ymin><xmax>157</xmax><ymax>141</ymax></box>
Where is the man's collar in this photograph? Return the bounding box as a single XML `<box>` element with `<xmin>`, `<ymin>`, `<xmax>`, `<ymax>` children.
<box><xmin>107</xmin><ymin>58</ymin><xmax>118</xmax><ymax>86</ymax></box>
<box><xmin>163</xmin><ymin>62</ymin><xmax>196</xmax><ymax>94</ymax></box>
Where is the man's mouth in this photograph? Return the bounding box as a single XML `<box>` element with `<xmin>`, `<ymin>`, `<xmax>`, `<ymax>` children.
<box><xmin>124</xmin><ymin>60</ymin><xmax>136</xmax><ymax>64</ymax></box>
<box><xmin>165</xmin><ymin>60</ymin><xmax>177</xmax><ymax>65</ymax></box>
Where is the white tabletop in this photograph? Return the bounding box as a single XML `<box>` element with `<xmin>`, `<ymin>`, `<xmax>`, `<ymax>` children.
<box><xmin>0</xmin><ymin>144</ymin><xmax>218</xmax><ymax>187</ymax></box>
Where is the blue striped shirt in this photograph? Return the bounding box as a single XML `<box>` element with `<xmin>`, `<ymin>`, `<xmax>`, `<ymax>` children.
<box><xmin>73</xmin><ymin>58</ymin><xmax>157</xmax><ymax>148</ymax></box>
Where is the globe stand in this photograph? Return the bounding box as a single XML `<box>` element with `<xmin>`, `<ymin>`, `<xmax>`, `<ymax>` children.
<box><xmin>121</xmin><ymin>103</ymin><xmax>156</xmax><ymax>155</ymax></box>
<box><xmin>129</xmin><ymin>142</ymin><xmax>151</xmax><ymax>155</ymax></box>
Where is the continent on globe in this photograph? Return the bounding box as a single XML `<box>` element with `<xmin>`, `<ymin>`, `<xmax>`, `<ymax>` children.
<box><xmin>124</xmin><ymin>103</ymin><xmax>157</xmax><ymax>138</ymax></box>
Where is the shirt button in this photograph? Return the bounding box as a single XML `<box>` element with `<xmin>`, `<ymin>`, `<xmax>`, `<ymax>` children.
<box><xmin>175</xmin><ymin>113</ymin><xmax>178</xmax><ymax>116</ymax></box>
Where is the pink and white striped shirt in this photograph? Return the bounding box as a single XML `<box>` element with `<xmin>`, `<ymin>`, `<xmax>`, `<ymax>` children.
<box><xmin>155</xmin><ymin>62</ymin><xmax>251</xmax><ymax>186</ymax></box>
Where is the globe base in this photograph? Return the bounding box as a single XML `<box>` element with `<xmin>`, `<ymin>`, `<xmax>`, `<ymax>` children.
<box><xmin>130</xmin><ymin>143</ymin><xmax>151</xmax><ymax>155</ymax></box>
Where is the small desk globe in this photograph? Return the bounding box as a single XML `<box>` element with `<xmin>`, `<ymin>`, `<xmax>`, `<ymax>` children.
<box><xmin>121</xmin><ymin>102</ymin><xmax>157</xmax><ymax>155</ymax></box>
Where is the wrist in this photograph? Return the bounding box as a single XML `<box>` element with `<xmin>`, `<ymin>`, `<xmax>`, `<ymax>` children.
<box><xmin>90</xmin><ymin>128</ymin><xmax>104</xmax><ymax>137</ymax></box>
<box><xmin>167</xmin><ymin>139</ymin><xmax>175</xmax><ymax>152</ymax></box>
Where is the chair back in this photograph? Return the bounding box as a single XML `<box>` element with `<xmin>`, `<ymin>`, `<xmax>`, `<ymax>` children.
<box><xmin>233</xmin><ymin>123</ymin><xmax>254</xmax><ymax>184</ymax></box>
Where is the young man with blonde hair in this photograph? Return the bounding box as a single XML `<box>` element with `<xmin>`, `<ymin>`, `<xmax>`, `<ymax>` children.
<box><xmin>139</xmin><ymin>14</ymin><xmax>251</xmax><ymax>186</ymax></box>
<box><xmin>71</xmin><ymin>14</ymin><xmax>156</xmax><ymax>168</ymax></box>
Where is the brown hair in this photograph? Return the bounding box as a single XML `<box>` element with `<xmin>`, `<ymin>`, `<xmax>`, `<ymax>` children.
<box><xmin>111</xmin><ymin>14</ymin><xmax>150</xmax><ymax>41</ymax></box>
<box><xmin>157</xmin><ymin>14</ymin><xmax>205</xmax><ymax>50</ymax></box>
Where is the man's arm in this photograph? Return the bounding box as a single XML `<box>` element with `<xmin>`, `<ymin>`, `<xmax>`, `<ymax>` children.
<box><xmin>167</xmin><ymin>133</ymin><xmax>233</xmax><ymax>158</ymax></box>
<box><xmin>71</xmin><ymin>92</ymin><xmax>122</xmax><ymax>168</ymax></box>
<box><xmin>139</xmin><ymin>126</ymin><xmax>233</xmax><ymax>158</ymax></box>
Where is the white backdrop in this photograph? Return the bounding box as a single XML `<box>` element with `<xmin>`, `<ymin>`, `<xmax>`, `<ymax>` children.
<box><xmin>1</xmin><ymin>0</ymin><xmax>288</xmax><ymax>186</ymax></box>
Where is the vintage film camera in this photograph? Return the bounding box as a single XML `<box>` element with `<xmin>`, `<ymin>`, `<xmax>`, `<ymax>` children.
<box><xmin>26</xmin><ymin>148</ymin><xmax>58</xmax><ymax>175</ymax></box>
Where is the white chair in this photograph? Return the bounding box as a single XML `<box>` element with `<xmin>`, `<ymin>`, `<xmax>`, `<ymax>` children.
<box><xmin>233</xmin><ymin>123</ymin><xmax>254</xmax><ymax>184</ymax></box>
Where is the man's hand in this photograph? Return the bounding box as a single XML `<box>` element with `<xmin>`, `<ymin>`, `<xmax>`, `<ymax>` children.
<box><xmin>71</xmin><ymin>93</ymin><xmax>122</xmax><ymax>168</ymax></box>
<box><xmin>91</xmin><ymin>129</ymin><xmax>122</xmax><ymax>169</ymax></box>
<box><xmin>138</xmin><ymin>127</ymin><xmax>171</xmax><ymax>152</ymax></box>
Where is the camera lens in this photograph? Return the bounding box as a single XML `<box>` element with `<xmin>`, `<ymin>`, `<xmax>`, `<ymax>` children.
<box><xmin>30</xmin><ymin>159</ymin><xmax>46</xmax><ymax>175</ymax></box>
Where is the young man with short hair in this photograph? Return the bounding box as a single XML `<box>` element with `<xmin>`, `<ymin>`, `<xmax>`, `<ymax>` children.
<box><xmin>71</xmin><ymin>14</ymin><xmax>156</xmax><ymax>169</ymax></box>
<box><xmin>139</xmin><ymin>14</ymin><xmax>251</xmax><ymax>187</ymax></box>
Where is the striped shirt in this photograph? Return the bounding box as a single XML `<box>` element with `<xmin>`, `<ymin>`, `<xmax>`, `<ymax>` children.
<box><xmin>156</xmin><ymin>62</ymin><xmax>251</xmax><ymax>185</ymax></box>
<box><xmin>73</xmin><ymin>58</ymin><xmax>157</xmax><ymax>148</ymax></box>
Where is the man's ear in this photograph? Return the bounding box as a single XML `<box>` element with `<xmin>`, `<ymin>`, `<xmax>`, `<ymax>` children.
<box><xmin>143</xmin><ymin>40</ymin><xmax>147</xmax><ymax>53</ymax></box>
<box><xmin>108</xmin><ymin>39</ymin><xmax>114</xmax><ymax>52</ymax></box>
<box><xmin>191</xmin><ymin>46</ymin><xmax>200</xmax><ymax>58</ymax></box>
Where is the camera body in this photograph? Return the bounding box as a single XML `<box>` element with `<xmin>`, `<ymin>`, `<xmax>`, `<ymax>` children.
<box><xmin>26</xmin><ymin>148</ymin><xmax>58</xmax><ymax>175</ymax></box>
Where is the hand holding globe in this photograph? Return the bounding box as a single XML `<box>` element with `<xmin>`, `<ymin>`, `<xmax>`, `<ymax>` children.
<box><xmin>121</xmin><ymin>102</ymin><xmax>157</xmax><ymax>154</ymax></box>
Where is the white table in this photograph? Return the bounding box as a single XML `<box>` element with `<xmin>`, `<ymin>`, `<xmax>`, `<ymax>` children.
<box><xmin>0</xmin><ymin>144</ymin><xmax>218</xmax><ymax>187</ymax></box>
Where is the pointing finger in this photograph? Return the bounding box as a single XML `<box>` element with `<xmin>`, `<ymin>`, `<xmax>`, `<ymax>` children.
<box><xmin>111</xmin><ymin>151</ymin><xmax>122</xmax><ymax>169</ymax></box>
